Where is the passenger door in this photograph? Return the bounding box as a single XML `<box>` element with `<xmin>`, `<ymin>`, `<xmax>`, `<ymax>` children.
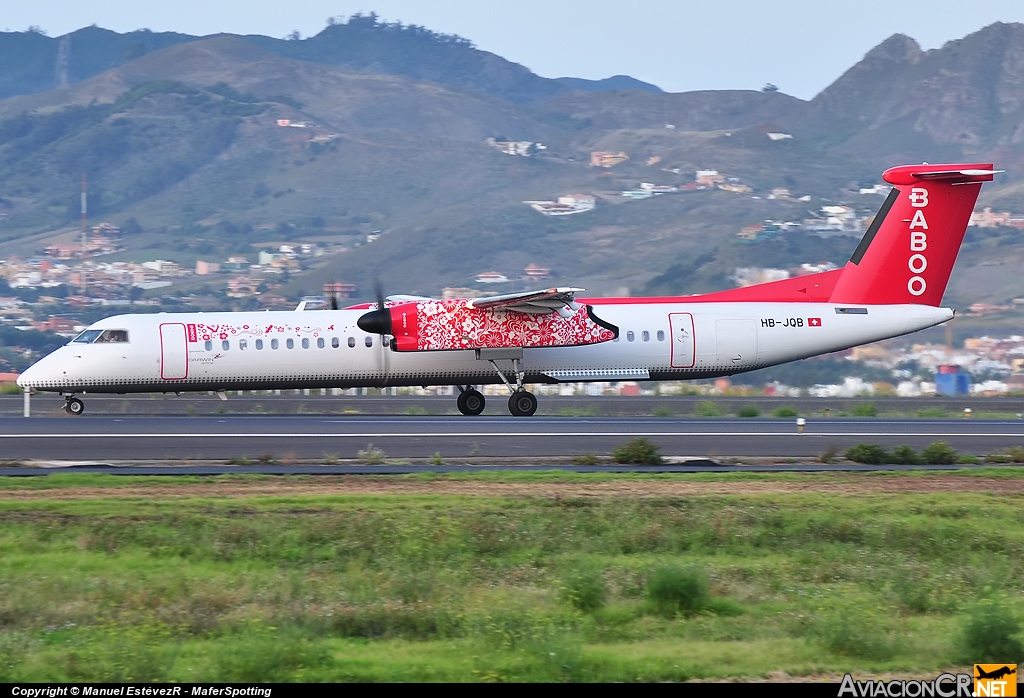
<box><xmin>668</xmin><ymin>312</ymin><xmax>695</xmax><ymax>368</ymax></box>
<box><xmin>159</xmin><ymin>323</ymin><xmax>188</xmax><ymax>380</ymax></box>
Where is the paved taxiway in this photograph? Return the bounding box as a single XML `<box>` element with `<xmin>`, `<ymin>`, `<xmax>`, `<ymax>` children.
<box><xmin>1</xmin><ymin>415</ymin><xmax>1022</xmax><ymax>461</ymax></box>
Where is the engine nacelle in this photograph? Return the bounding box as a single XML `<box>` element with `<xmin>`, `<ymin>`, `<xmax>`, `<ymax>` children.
<box><xmin>381</xmin><ymin>299</ymin><xmax>618</xmax><ymax>352</ymax></box>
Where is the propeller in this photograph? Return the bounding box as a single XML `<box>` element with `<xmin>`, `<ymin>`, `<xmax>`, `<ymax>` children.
<box><xmin>356</xmin><ymin>277</ymin><xmax>392</xmax><ymax>386</ymax></box>
<box><xmin>356</xmin><ymin>277</ymin><xmax>392</xmax><ymax>335</ymax></box>
<box><xmin>323</xmin><ymin>280</ymin><xmax>340</xmax><ymax>310</ymax></box>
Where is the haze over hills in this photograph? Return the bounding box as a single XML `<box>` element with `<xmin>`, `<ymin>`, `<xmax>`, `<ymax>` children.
<box><xmin>2</xmin><ymin>16</ymin><xmax>1024</xmax><ymax>308</ymax></box>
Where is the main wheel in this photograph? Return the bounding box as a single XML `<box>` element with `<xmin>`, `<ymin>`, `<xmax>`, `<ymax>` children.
<box><xmin>508</xmin><ymin>390</ymin><xmax>537</xmax><ymax>417</ymax></box>
<box><xmin>458</xmin><ymin>389</ymin><xmax>486</xmax><ymax>416</ymax></box>
<box><xmin>65</xmin><ymin>397</ymin><xmax>85</xmax><ymax>416</ymax></box>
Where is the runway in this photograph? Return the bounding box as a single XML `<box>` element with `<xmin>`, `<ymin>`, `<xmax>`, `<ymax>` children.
<box><xmin>1</xmin><ymin>415</ymin><xmax>1022</xmax><ymax>461</ymax></box>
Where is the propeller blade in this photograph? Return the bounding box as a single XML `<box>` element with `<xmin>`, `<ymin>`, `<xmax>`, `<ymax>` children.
<box><xmin>356</xmin><ymin>275</ymin><xmax>393</xmax><ymax>335</ymax></box>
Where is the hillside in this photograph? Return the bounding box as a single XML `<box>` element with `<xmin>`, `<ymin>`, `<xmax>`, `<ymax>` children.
<box><xmin>1</xmin><ymin>21</ymin><xmax>1024</xmax><ymax>307</ymax></box>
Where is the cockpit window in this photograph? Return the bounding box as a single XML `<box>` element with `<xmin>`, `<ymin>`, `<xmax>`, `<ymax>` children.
<box><xmin>96</xmin><ymin>330</ymin><xmax>129</xmax><ymax>343</ymax></box>
<box><xmin>72</xmin><ymin>330</ymin><xmax>102</xmax><ymax>344</ymax></box>
<box><xmin>72</xmin><ymin>329</ymin><xmax>129</xmax><ymax>344</ymax></box>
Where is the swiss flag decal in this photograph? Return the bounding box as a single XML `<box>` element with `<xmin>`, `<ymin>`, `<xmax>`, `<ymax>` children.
<box><xmin>808</xmin><ymin>317</ymin><xmax>822</xmax><ymax>327</ymax></box>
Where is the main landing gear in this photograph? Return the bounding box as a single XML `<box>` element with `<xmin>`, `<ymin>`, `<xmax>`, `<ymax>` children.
<box><xmin>489</xmin><ymin>354</ymin><xmax>537</xmax><ymax>417</ymax></box>
<box><xmin>456</xmin><ymin>387</ymin><xmax>486</xmax><ymax>416</ymax></box>
<box><xmin>64</xmin><ymin>396</ymin><xmax>84</xmax><ymax>416</ymax></box>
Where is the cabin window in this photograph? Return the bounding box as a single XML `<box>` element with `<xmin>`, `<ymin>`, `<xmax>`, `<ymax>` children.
<box><xmin>239</xmin><ymin>339</ymin><xmax>247</xmax><ymax>350</ymax></box>
<box><xmin>204</xmin><ymin>340</ymin><xmax>213</xmax><ymax>351</ymax></box>
<box><xmin>348</xmin><ymin>337</ymin><xmax>355</xmax><ymax>348</ymax></box>
<box><xmin>627</xmin><ymin>331</ymin><xmax>635</xmax><ymax>342</ymax></box>
<box><xmin>286</xmin><ymin>338</ymin><xmax>294</xmax><ymax>349</ymax></box>
<box><xmin>96</xmin><ymin>329</ymin><xmax>129</xmax><ymax>343</ymax></box>
<box><xmin>642</xmin><ymin>331</ymin><xmax>650</xmax><ymax>342</ymax></box>
<box><xmin>317</xmin><ymin>338</ymin><xmax>325</xmax><ymax>349</ymax></box>
<box><xmin>72</xmin><ymin>329</ymin><xmax>102</xmax><ymax>344</ymax></box>
<box><xmin>302</xmin><ymin>338</ymin><xmax>310</xmax><ymax>349</ymax></box>
<box><xmin>657</xmin><ymin>330</ymin><xmax>665</xmax><ymax>341</ymax></box>
<box><xmin>365</xmin><ymin>336</ymin><xmax>373</xmax><ymax>348</ymax></box>
<box><xmin>271</xmin><ymin>339</ymin><xmax>279</xmax><ymax>350</ymax></box>
<box><xmin>332</xmin><ymin>337</ymin><xmax>340</xmax><ymax>348</ymax></box>
<box><xmin>255</xmin><ymin>339</ymin><xmax>263</xmax><ymax>350</ymax></box>
<box><xmin>221</xmin><ymin>340</ymin><xmax>229</xmax><ymax>350</ymax></box>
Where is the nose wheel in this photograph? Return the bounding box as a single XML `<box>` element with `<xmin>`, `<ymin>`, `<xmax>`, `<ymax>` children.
<box><xmin>64</xmin><ymin>397</ymin><xmax>85</xmax><ymax>416</ymax></box>
<box><xmin>508</xmin><ymin>390</ymin><xmax>537</xmax><ymax>417</ymax></box>
<box><xmin>456</xmin><ymin>388</ymin><xmax>486</xmax><ymax>416</ymax></box>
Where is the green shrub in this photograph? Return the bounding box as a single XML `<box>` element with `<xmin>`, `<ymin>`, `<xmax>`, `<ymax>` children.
<box><xmin>815</xmin><ymin>607</ymin><xmax>899</xmax><ymax>660</ymax></box>
<box><xmin>429</xmin><ymin>452</ymin><xmax>444</xmax><ymax>465</ymax></box>
<box><xmin>889</xmin><ymin>445</ymin><xmax>919</xmax><ymax>465</ymax></box>
<box><xmin>572</xmin><ymin>454</ymin><xmax>600</xmax><ymax>465</ymax></box>
<box><xmin>986</xmin><ymin>452</ymin><xmax>1015</xmax><ymax>464</ymax></box>
<box><xmin>920</xmin><ymin>441</ymin><xmax>957</xmax><ymax>465</ymax></box>
<box><xmin>852</xmin><ymin>403</ymin><xmax>878</xmax><ymax>417</ymax></box>
<box><xmin>736</xmin><ymin>405</ymin><xmax>760</xmax><ymax>418</ymax></box>
<box><xmin>957</xmin><ymin>600</ymin><xmax>1024</xmax><ymax>663</ymax></box>
<box><xmin>561</xmin><ymin>566</ymin><xmax>607</xmax><ymax>613</ymax></box>
<box><xmin>358</xmin><ymin>443</ymin><xmax>386</xmax><ymax>464</ymax></box>
<box><xmin>773</xmin><ymin>406</ymin><xmax>799</xmax><ymax>418</ymax></box>
<box><xmin>0</xmin><ymin>382</ymin><xmax>21</xmax><ymax>394</ymax></box>
<box><xmin>694</xmin><ymin>401</ymin><xmax>722</xmax><ymax>417</ymax></box>
<box><xmin>646</xmin><ymin>565</ymin><xmax>710</xmax><ymax>617</ymax></box>
<box><xmin>1008</xmin><ymin>446</ymin><xmax>1024</xmax><ymax>463</ymax></box>
<box><xmin>845</xmin><ymin>443</ymin><xmax>889</xmax><ymax>464</ymax></box>
<box><xmin>917</xmin><ymin>407</ymin><xmax>947</xmax><ymax>418</ymax></box>
<box><xmin>652</xmin><ymin>405</ymin><xmax>673</xmax><ymax>418</ymax></box>
<box><xmin>819</xmin><ymin>444</ymin><xmax>841</xmax><ymax>464</ymax></box>
<box><xmin>957</xmin><ymin>453</ymin><xmax>981</xmax><ymax>464</ymax></box>
<box><xmin>612</xmin><ymin>437</ymin><xmax>663</xmax><ymax>464</ymax></box>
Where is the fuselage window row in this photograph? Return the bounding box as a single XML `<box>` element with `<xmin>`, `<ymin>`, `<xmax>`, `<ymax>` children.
<box><xmin>207</xmin><ymin>336</ymin><xmax>358</xmax><ymax>351</ymax></box>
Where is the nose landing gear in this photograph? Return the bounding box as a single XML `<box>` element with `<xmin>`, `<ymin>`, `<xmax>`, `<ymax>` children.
<box><xmin>64</xmin><ymin>396</ymin><xmax>84</xmax><ymax>416</ymax></box>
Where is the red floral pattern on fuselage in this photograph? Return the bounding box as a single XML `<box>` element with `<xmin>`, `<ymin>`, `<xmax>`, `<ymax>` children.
<box><xmin>396</xmin><ymin>300</ymin><xmax>615</xmax><ymax>351</ymax></box>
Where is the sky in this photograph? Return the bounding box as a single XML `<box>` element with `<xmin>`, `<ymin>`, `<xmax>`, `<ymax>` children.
<box><xmin>8</xmin><ymin>1</ymin><xmax>1024</xmax><ymax>100</ymax></box>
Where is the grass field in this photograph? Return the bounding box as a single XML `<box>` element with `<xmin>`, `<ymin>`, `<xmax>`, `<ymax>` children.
<box><xmin>2</xmin><ymin>471</ymin><xmax>1024</xmax><ymax>682</ymax></box>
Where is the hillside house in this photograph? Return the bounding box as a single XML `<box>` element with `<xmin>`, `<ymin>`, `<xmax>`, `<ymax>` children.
<box><xmin>195</xmin><ymin>260</ymin><xmax>221</xmax><ymax>275</ymax></box>
<box><xmin>718</xmin><ymin>183</ymin><xmax>752</xmax><ymax>193</ymax></box>
<box><xmin>228</xmin><ymin>276</ymin><xmax>262</xmax><ymax>298</ymax></box>
<box><xmin>323</xmin><ymin>282</ymin><xmax>356</xmax><ymax>298</ymax></box>
<box><xmin>475</xmin><ymin>271</ymin><xmax>509</xmax><ymax>284</ymax></box>
<box><xmin>524</xmin><ymin>264</ymin><xmax>550</xmax><ymax>280</ymax></box>
<box><xmin>969</xmin><ymin>207</ymin><xmax>1024</xmax><ymax>228</ymax></box>
<box><xmin>640</xmin><ymin>183</ymin><xmax>678</xmax><ymax>193</ymax></box>
<box><xmin>485</xmin><ymin>138</ymin><xmax>536</xmax><ymax>156</ymax></box>
<box><xmin>695</xmin><ymin>170</ymin><xmax>724</xmax><ymax>187</ymax></box>
<box><xmin>524</xmin><ymin>194</ymin><xmax>595</xmax><ymax>216</ymax></box>
<box><xmin>590</xmin><ymin>151</ymin><xmax>629</xmax><ymax>168</ymax></box>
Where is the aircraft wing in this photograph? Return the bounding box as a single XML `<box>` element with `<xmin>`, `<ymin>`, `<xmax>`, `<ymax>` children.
<box><xmin>468</xmin><ymin>287</ymin><xmax>585</xmax><ymax>316</ymax></box>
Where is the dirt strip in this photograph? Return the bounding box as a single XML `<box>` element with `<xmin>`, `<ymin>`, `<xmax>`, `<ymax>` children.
<box><xmin>0</xmin><ymin>474</ymin><xmax>1021</xmax><ymax>500</ymax></box>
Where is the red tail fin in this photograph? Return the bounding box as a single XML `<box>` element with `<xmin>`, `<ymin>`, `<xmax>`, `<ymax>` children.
<box><xmin>828</xmin><ymin>163</ymin><xmax>996</xmax><ymax>306</ymax></box>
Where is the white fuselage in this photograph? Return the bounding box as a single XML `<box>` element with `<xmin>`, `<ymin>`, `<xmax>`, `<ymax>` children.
<box><xmin>17</xmin><ymin>302</ymin><xmax>952</xmax><ymax>393</ymax></box>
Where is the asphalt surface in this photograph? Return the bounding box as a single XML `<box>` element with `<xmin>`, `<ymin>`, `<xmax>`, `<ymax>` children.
<box><xmin>1</xmin><ymin>415</ymin><xmax>1022</xmax><ymax>461</ymax></box>
<box><xmin>4</xmin><ymin>394</ymin><xmax>1024</xmax><ymax>417</ymax></box>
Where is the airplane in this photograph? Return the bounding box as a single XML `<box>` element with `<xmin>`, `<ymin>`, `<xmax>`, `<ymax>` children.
<box><xmin>17</xmin><ymin>162</ymin><xmax>998</xmax><ymax>417</ymax></box>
